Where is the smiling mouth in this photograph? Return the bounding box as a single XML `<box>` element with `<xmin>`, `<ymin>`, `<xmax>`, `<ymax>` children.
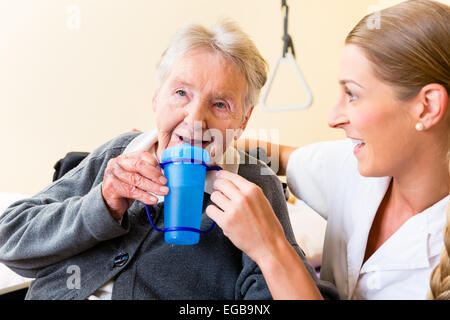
<box><xmin>175</xmin><ymin>133</ymin><xmax>214</xmax><ymax>149</ymax></box>
<box><xmin>350</xmin><ymin>138</ymin><xmax>366</xmax><ymax>155</ymax></box>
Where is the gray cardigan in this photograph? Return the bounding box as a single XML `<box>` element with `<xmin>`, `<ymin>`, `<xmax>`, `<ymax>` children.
<box><xmin>0</xmin><ymin>132</ymin><xmax>338</xmax><ymax>300</ymax></box>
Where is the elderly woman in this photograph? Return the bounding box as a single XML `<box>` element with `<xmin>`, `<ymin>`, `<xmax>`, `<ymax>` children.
<box><xmin>0</xmin><ymin>21</ymin><xmax>336</xmax><ymax>300</ymax></box>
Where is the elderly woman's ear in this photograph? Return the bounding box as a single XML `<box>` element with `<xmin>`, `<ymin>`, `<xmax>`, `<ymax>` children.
<box><xmin>152</xmin><ymin>92</ymin><xmax>158</xmax><ymax>112</ymax></box>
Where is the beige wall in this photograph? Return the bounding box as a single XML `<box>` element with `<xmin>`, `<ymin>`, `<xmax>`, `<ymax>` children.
<box><xmin>0</xmin><ymin>0</ymin><xmax>436</xmax><ymax>194</ymax></box>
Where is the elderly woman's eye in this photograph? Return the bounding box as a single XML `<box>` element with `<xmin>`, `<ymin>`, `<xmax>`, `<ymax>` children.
<box><xmin>176</xmin><ymin>90</ymin><xmax>187</xmax><ymax>97</ymax></box>
<box><xmin>215</xmin><ymin>102</ymin><xmax>227</xmax><ymax>109</ymax></box>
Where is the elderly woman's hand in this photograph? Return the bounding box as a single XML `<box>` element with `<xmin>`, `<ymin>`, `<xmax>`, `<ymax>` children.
<box><xmin>206</xmin><ymin>170</ymin><xmax>287</xmax><ymax>264</ymax></box>
<box><xmin>101</xmin><ymin>150</ymin><xmax>169</xmax><ymax>220</ymax></box>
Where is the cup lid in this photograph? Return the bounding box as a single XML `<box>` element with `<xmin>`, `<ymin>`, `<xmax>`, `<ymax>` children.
<box><xmin>161</xmin><ymin>143</ymin><xmax>210</xmax><ymax>165</ymax></box>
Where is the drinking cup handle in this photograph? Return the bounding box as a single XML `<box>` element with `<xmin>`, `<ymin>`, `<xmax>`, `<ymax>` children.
<box><xmin>144</xmin><ymin>163</ymin><xmax>222</xmax><ymax>234</ymax></box>
<box><xmin>145</xmin><ymin>205</ymin><xmax>216</xmax><ymax>234</ymax></box>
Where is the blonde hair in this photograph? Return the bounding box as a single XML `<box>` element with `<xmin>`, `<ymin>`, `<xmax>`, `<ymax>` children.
<box><xmin>429</xmin><ymin>198</ymin><xmax>450</xmax><ymax>299</ymax></box>
<box><xmin>345</xmin><ymin>0</ymin><xmax>450</xmax><ymax>102</ymax></box>
<box><xmin>429</xmin><ymin>138</ymin><xmax>450</xmax><ymax>299</ymax></box>
<box><xmin>155</xmin><ymin>20</ymin><xmax>268</xmax><ymax>115</ymax></box>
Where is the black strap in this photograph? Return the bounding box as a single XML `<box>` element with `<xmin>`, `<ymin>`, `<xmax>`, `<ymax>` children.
<box><xmin>52</xmin><ymin>151</ymin><xmax>90</xmax><ymax>182</ymax></box>
<box><xmin>281</xmin><ymin>0</ymin><xmax>295</xmax><ymax>58</ymax></box>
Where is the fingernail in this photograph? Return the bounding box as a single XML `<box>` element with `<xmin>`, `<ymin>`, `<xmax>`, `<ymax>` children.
<box><xmin>159</xmin><ymin>176</ymin><xmax>167</xmax><ymax>184</ymax></box>
<box><xmin>160</xmin><ymin>186</ymin><xmax>169</xmax><ymax>193</ymax></box>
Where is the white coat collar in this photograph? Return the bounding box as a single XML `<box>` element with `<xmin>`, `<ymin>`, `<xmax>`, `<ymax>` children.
<box><xmin>345</xmin><ymin>174</ymin><xmax>391</xmax><ymax>299</ymax></box>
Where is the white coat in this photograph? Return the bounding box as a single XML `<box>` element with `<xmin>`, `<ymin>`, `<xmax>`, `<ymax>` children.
<box><xmin>286</xmin><ymin>139</ymin><xmax>448</xmax><ymax>299</ymax></box>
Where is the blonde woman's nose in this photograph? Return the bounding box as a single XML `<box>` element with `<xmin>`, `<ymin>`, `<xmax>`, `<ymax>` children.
<box><xmin>328</xmin><ymin>103</ymin><xmax>349</xmax><ymax>129</ymax></box>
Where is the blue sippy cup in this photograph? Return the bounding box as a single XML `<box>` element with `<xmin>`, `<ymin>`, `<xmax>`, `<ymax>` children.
<box><xmin>145</xmin><ymin>143</ymin><xmax>220</xmax><ymax>245</ymax></box>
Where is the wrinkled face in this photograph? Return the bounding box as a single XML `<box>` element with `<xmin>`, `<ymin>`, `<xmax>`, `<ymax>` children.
<box><xmin>328</xmin><ymin>44</ymin><xmax>417</xmax><ymax>177</ymax></box>
<box><xmin>152</xmin><ymin>48</ymin><xmax>249</xmax><ymax>163</ymax></box>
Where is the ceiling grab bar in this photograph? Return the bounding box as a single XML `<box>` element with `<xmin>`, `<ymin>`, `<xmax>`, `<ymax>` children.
<box><xmin>261</xmin><ymin>0</ymin><xmax>313</xmax><ymax>112</ymax></box>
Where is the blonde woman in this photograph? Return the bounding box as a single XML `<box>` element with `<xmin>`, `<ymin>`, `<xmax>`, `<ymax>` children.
<box><xmin>207</xmin><ymin>0</ymin><xmax>450</xmax><ymax>299</ymax></box>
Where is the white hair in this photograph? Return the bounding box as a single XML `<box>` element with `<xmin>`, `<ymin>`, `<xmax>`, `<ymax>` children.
<box><xmin>155</xmin><ymin>20</ymin><xmax>268</xmax><ymax>116</ymax></box>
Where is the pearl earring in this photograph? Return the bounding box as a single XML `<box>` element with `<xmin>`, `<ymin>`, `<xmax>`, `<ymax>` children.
<box><xmin>415</xmin><ymin>122</ymin><xmax>424</xmax><ymax>131</ymax></box>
